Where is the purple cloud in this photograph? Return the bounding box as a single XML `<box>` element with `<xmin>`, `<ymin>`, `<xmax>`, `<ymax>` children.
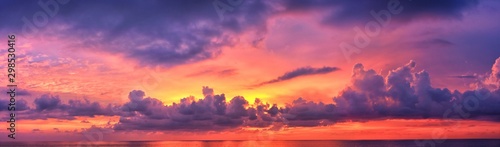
<box><xmin>255</xmin><ymin>66</ymin><xmax>340</xmax><ymax>87</ymax></box>
<box><xmin>0</xmin><ymin>0</ymin><xmax>481</xmax><ymax>68</ymax></box>
<box><xmin>5</xmin><ymin>57</ymin><xmax>500</xmax><ymax>131</ymax></box>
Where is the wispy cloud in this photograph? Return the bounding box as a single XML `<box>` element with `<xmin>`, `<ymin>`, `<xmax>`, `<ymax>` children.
<box><xmin>449</xmin><ymin>74</ymin><xmax>478</xmax><ymax>79</ymax></box>
<box><xmin>185</xmin><ymin>69</ymin><xmax>238</xmax><ymax>77</ymax></box>
<box><xmin>254</xmin><ymin>66</ymin><xmax>340</xmax><ymax>87</ymax></box>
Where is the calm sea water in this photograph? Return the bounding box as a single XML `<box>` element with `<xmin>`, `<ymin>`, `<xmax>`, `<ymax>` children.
<box><xmin>1</xmin><ymin>139</ymin><xmax>499</xmax><ymax>147</ymax></box>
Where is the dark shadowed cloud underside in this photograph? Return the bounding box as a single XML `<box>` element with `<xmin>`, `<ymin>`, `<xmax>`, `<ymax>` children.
<box><xmin>0</xmin><ymin>0</ymin><xmax>481</xmax><ymax>67</ymax></box>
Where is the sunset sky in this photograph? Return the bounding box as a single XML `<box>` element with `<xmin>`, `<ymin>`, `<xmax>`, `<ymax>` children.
<box><xmin>1</xmin><ymin>0</ymin><xmax>500</xmax><ymax>143</ymax></box>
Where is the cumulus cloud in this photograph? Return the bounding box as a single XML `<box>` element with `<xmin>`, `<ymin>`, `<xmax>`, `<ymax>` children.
<box><xmin>489</xmin><ymin>57</ymin><xmax>500</xmax><ymax>85</ymax></box>
<box><xmin>110</xmin><ymin>58</ymin><xmax>499</xmax><ymax>130</ymax></box>
<box><xmin>477</xmin><ymin>57</ymin><xmax>500</xmax><ymax>89</ymax></box>
<box><xmin>34</xmin><ymin>95</ymin><xmax>63</xmax><ymax>112</ymax></box>
<box><xmin>255</xmin><ymin>66</ymin><xmax>340</xmax><ymax>87</ymax></box>
<box><xmin>115</xmin><ymin>88</ymin><xmax>253</xmax><ymax>131</ymax></box>
<box><xmin>65</xmin><ymin>99</ymin><xmax>116</xmax><ymax>117</ymax></box>
<box><xmin>5</xmin><ymin>57</ymin><xmax>500</xmax><ymax>131</ymax></box>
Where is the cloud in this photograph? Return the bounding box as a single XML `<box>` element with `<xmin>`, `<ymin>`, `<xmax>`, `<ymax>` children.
<box><xmin>282</xmin><ymin>0</ymin><xmax>479</xmax><ymax>26</ymax></box>
<box><xmin>489</xmin><ymin>57</ymin><xmax>500</xmax><ymax>85</ymax></box>
<box><xmin>111</xmin><ymin>57</ymin><xmax>499</xmax><ymax>131</ymax></box>
<box><xmin>226</xmin><ymin>96</ymin><xmax>250</xmax><ymax>119</ymax></box>
<box><xmin>115</xmin><ymin>88</ymin><xmax>257</xmax><ymax>131</ymax></box>
<box><xmin>282</xmin><ymin>98</ymin><xmax>335</xmax><ymax>126</ymax></box>
<box><xmin>0</xmin><ymin>0</ymin><xmax>269</xmax><ymax>67</ymax></box>
<box><xmin>65</xmin><ymin>99</ymin><xmax>116</xmax><ymax>117</ymax></box>
<box><xmin>2</xmin><ymin>88</ymin><xmax>31</xmax><ymax>96</ymax></box>
<box><xmin>0</xmin><ymin>99</ymin><xmax>30</xmax><ymax>111</ymax></box>
<box><xmin>6</xmin><ymin>57</ymin><xmax>500</xmax><ymax>132</ymax></box>
<box><xmin>7</xmin><ymin>94</ymin><xmax>119</xmax><ymax>120</ymax></box>
<box><xmin>477</xmin><ymin>57</ymin><xmax>500</xmax><ymax>89</ymax></box>
<box><xmin>34</xmin><ymin>95</ymin><xmax>63</xmax><ymax>112</ymax></box>
<box><xmin>449</xmin><ymin>75</ymin><xmax>478</xmax><ymax>79</ymax></box>
<box><xmin>255</xmin><ymin>66</ymin><xmax>340</xmax><ymax>87</ymax></box>
<box><xmin>120</xmin><ymin>90</ymin><xmax>170</xmax><ymax>119</ymax></box>
<box><xmin>186</xmin><ymin>69</ymin><xmax>238</xmax><ymax>77</ymax></box>
<box><xmin>0</xmin><ymin>0</ymin><xmax>480</xmax><ymax>68</ymax></box>
<box><xmin>33</xmin><ymin>94</ymin><xmax>115</xmax><ymax>116</ymax></box>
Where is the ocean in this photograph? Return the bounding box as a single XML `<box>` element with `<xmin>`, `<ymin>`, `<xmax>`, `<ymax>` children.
<box><xmin>1</xmin><ymin>139</ymin><xmax>499</xmax><ymax>147</ymax></box>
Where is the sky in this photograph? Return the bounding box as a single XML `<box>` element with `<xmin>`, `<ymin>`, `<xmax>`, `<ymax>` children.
<box><xmin>1</xmin><ymin>0</ymin><xmax>500</xmax><ymax>143</ymax></box>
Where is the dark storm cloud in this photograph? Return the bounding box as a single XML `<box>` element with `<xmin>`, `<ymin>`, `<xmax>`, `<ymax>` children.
<box><xmin>256</xmin><ymin>66</ymin><xmax>340</xmax><ymax>87</ymax></box>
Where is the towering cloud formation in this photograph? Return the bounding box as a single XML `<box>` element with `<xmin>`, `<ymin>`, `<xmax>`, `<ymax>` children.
<box><xmin>4</xmin><ymin>57</ymin><xmax>500</xmax><ymax>131</ymax></box>
<box><xmin>113</xmin><ymin>57</ymin><xmax>500</xmax><ymax>130</ymax></box>
<box><xmin>476</xmin><ymin>57</ymin><xmax>500</xmax><ymax>90</ymax></box>
<box><xmin>489</xmin><ymin>58</ymin><xmax>500</xmax><ymax>86</ymax></box>
<box><xmin>333</xmin><ymin>61</ymin><xmax>455</xmax><ymax>121</ymax></box>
